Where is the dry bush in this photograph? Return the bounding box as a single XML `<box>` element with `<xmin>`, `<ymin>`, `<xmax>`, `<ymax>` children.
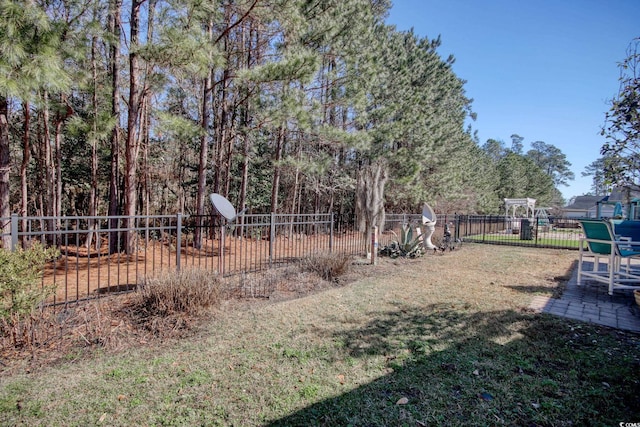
<box><xmin>0</xmin><ymin>268</ymin><xmax>232</xmax><ymax>369</ymax></box>
<box><xmin>299</xmin><ymin>252</ymin><xmax>353</xmax><ymax>282</ymax></box>
<box><xmin>0</xmin><ymin>311</ymin><xmax>56</xmax><ymax>353</ymax></box>
<box><xmin>133</xmin><ymin>268</ymin><xmax>229</xmax><ymax>317</ymax></box>
<box><xmin>0</xmin><ymin>300</ymin><xmax>133</xmax><ymax>369</ymax></box>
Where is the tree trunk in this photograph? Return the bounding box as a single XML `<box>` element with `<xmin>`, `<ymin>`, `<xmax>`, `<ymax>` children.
<box><xmin>124</xmin><ymin>0</ymin><xmax>142</xmax><ymax>253</ymax></box>
<box><xmin>195</xmin><ymin>62</ymin><xmax>212</xmax><ymax>249</ymax></box>
<box><xmin>139</xmin><ymin>95</ymin><xmax>150</xmax><ymax>219</ymax></box>
<box><xmin>41</xmin><ymin>92</ymin><xmax>53</xmax><ymax>218</ymax></box>
<box><xmin>286</xmin><ymin>143</ymin><xmax>300</xmax><ymax>237</ymax></box>
<box><xmin>0</xmin><ymin>95</ymin><xmax>10</xmax><ymax>249</ymax></box>
<box><xmin>270</xmin><ymin>124</ymin><xmax>285</xmax><ymax>214</ymax></box>
<box><xmin>87</xmin><ymin>12</ymin><xmax>100</xmax><ymax>251</ymax></box>
<box><xmin>223</xmin><ymin>125</ymin><xmax>235</xmax><ymax>197</ymax></box>
<box><xmin>213</xmin><ymin>67</ymin><xmax>230</xmax><ymax>195</ymax></box>
<box><xmin>238</xmin><ymin>131</ymin><xmax>250</xmax><ymax>224</ymax></box>
<box><xmin>238</xmin><ymin>21</ymin><xmax>258</xmax><ymax>226</ymax></box>
<box><xmin>356</xmin><ymin>160</ymin><xmax>387</xmax><ymax>251</ymax></box>
<box><xmin>108</xmin><ymin>0</ymin><xmax>123</xmax><ymax>254</ymax></box>
<box><xmin>54</xmin><ymin>117</ymin><xmax>63</xmax><ymax>219</ymax></box>
<box><xmin>140</xmin><ymin>0</ymin><xmax>156</xmax><ymax>218</ymax></box>
<box><xmin>20</xmin><ymin>102</ymin><xmax>30</xmax><ymax>245</ymax></box>
<box><xmin>41</xmin><ymin>91</ymin><xmax>56</xmax><ymax>246</ymax></box>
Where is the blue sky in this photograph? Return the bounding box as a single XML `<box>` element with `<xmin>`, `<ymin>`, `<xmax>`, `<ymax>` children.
<box><xmin>386</xmin><ymin>0</ymin><xmax>640</xmax><ymax>202</ymax></box>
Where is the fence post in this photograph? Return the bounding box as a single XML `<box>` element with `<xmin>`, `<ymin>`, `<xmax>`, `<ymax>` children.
<box><xmin>483</xmin><ymin>216</ymin><xmax>487</xmax><ymax>242</ymax></box>
<box><xmin>269</xmin><ymin>212</ymin><xmax>275</xmax><ymax>267</ymax></box>
<box><xmin>10</xmin><ymin>214</ymin><xmax>18</xmax><ymax>251</ymax></box>
<box><xmin>176</xmin><ymin>213</ymin><xmax>182</xmax><ymax>272</ymax></box>
<box><xmin>219</xmin><ymin>223</ymin><xmax>225</xmax><ymax>276</ymax></box>
<box><xmin>454</xmin><ymin>214</ymin><xmax>460</xmax><ymax>242</ymax></box>
<box><xmin>329</xmin><ymin>212</ymin><xmax>334</xmax><ymax>253</ymax></box>
<box><xmin>371</xmin><ymin>226</ymin><xmax>378</xmax><ymax>265</ymax></box>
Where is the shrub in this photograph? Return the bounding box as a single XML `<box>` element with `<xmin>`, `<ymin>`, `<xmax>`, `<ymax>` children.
<box><xmin>379</xmin><ymin>224</ymin><xmax>425</xmax><ymax>258</ymax></box>
<box><xmin>0</xmin><ymin>242</ymin><xmax>59</xmax><ymax>320</ymax></box>
<box><xmin>299</xmin><ymin>252</ymin><xmax>352</xmax><ymax>282</ymax></box>
<box><xmin>134</xmin><ymin>268</ymin><xmax>228</xmax><ymax>317</ymax></box>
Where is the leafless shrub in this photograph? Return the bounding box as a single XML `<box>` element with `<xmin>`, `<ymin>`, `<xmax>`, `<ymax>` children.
<box><xmin>0</xmin><ymin>310</ymin><xmax>54</xmax><ymax>353</ymax></box>
<box><xmin>133</xmin><ymin>268</ymin><xmax>229</xmax><ymax>317</ymax></box>
<box><xmin>0</xmin><ymin>300</ymin><xmax>130</xmax><ymax>367</ymax></box>
<box><xmin>299</xmin><ymin>252</ymin><xmax>353</xmax><ymax>282</ymax></box>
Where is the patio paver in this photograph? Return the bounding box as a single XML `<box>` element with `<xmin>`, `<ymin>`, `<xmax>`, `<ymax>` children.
<box><xmin>528</xmin><ymin>261</ymin><xmax>640</xmax><ymax>333</ymax></box>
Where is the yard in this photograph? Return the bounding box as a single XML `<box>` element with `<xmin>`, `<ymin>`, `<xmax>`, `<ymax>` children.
<box><xmin>464</xmin><ymin>227</ymin><xmax>583</xmax><ymax>249</ymax></box>
<box><xmin>1</xmin><ymin>244</ymin><xmax>639</xmax><ymax>426</ymax></box>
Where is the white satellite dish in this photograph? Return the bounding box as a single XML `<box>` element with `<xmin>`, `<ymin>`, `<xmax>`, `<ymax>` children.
<box><xmin>422</xmin><ymin>203</ymin><xmax>437</xmax><ymax>224</ymax></box>
<box><xmin>210</xmin><ymin>193</ymin><xmax>237</xmax><ymax>221</ymax></box>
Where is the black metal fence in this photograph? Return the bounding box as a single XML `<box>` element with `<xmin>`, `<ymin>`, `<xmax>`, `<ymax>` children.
<box><xmin>1</xmin><ymin>213</ymin><xmax>375</xmax><ymax>304</ymax></box>
<box><xmin>380</xmin><ymin>214</ymin><xmax>582</xmax><ymax>250</ymax></box>
<box><xmin>457</xmin><ymin>215</ymin><xmax>582</xmax><ymax>250</ymax></box>
<box><xmin>0</xmin><ymin>212</ymin><xmax>583</xmax><ymax>306</ymax></box>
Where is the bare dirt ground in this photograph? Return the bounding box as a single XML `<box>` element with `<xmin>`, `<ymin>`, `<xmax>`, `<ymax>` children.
<box><xmin>43</xmin><ymin>232</ymin><xmax>367</xmax><ymax>303</ymax></box>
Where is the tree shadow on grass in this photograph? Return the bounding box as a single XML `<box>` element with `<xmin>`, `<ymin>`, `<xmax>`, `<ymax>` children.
<box><xmin>266</xmin><ymin>303</ymin><xmax>640</xmax><ymax>427</ymax></box>
<box><xmin>504</xmin><ymin>260</ymin><xmax>577</xmax><ymax>298</ymax></box>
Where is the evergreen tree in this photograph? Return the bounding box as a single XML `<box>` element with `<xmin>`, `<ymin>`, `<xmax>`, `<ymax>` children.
<box><xmin>482</xmin><ymin>138</ymin><xmax>507</xmax><ymax>161</ymax></box>
<box><xmin>356</xmin><ymin>27</ymin><xmax>477</xmax><ymax>222</ymax></box>
<box><xmin>582</xmin><ymin>157</ymin><xmax>614</xmax><ymax>195</ymax></box>
<box><xmin>510</xmin><ymin>133</ymin><xmax>524</xmax><ymax>155</ymax></box>
<box><xmin>525</xmin><ymin>140</ymin><xmax>574</xmax><ymax>187</ymax></box>
<box><xmin>0</xmin><ymin>0</ymin><xmax>70</xmax><ymax>247</ymax></box>
<box><xmin>0</xmin><ymin>0</ymin><xmax>533</xmax><ymax>242</ymax></box>
<box><xmin>496</xmin><ymin>152</ymin><xmax>556</xmax><ymax>207</ymax></box>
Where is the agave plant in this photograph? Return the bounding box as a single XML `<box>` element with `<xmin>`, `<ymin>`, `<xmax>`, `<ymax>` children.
<box><xmin>379</xmin><ymin>224</ymin><xmax>425</xmax><ymax>258</ymax></box>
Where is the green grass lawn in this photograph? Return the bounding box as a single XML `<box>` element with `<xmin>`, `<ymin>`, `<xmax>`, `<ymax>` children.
<box><xmin>465</xmin><ymin>232</ymin><xmax>581</xmax><ymax>249</ymax></box>
<box><xmin>0</xmin><ymin>244</ymin><xmax>638</xmax><ymax>426</ymax></box>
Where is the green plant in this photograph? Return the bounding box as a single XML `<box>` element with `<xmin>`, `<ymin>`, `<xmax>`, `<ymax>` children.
<box><xmin>379</xmin><ymin>224</ymin><xmax>425</xmax><ymax>258</ymax></box>
<box><xmin>0</xmin><ymin>242</ymin><xmax>58</xmax><ymax>320</ymax></box>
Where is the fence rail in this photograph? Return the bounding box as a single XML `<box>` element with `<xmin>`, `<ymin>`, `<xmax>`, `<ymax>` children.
<box><xmin>0</xmin><ymin>213</ymin><xmax>583</xmax><ymax>306</ymax></box>
<box><xmin>457</xmin><ymin>215</ymin><xmax>582</xmax><ymax>249</ymax></box>
<box><xmin>2</xmin><ymin>213</ymin><xmax>374</xmax><ymax>305</ymax></box>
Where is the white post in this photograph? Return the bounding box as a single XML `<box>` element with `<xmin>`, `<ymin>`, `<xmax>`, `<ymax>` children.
<box><xmin>371</xmin><ymin>226</ymin><xmax>378</xmax><ymax>265</ymax></box>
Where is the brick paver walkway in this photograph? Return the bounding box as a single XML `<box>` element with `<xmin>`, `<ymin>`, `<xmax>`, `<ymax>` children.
<box><xmin>529</xmin><ymin>260</ymin><xmax>640</xmax><ymax>333</ymax></box>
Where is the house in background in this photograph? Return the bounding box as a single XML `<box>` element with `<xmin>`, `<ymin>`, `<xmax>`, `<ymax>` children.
<box><xmin>562</xmin><ymin>188</ymin><xmax>640</xmax><ymax>219</ymax></box>
<box><xmin>563</xmin><ymin>195</ymin><xmax>604</xmax><ymax>219</ymax></box>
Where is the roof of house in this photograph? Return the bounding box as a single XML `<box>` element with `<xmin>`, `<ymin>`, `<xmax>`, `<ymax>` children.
<box><xmin>603</xmin><ymin>188</ymin><xmax>640</xmax><ymax>202</ymax></box>
<box><xmin>564</xmin><ymin>195</ymin><xmax>604</xmax><ymax>211</ymax></box>
<box><xmin>564</xmin><ymin>186</ymin><xmax>640</xmax><ymax>211</ymax></box>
